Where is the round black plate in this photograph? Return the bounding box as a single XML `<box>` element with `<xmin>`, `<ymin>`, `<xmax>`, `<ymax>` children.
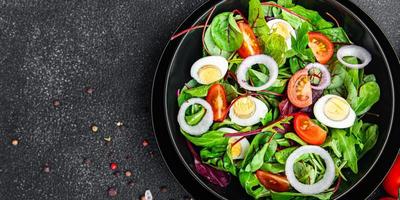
<box><xmin>152</xmin><ymin>0</ymin><xmax>400</xmax><ymax>199</ymax></box>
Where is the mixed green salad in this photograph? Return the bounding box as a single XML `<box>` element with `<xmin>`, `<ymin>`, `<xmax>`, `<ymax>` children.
<box><xmin>174</xmin><ymin>0</ymin><xmax>381</xmax><ymax>199</ymax></box>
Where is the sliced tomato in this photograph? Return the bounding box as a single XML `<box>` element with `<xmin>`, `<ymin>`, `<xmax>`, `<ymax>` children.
<box><xmin>293</xmin><ymin>113</ymin><xmax>327</xmax><ymax>145</ymax></box>
<box><xmin>379</xmin><ymin>197</ymin><xmax>397</xmax><ymax>200</ymax></box>
<box><xmin>383</xmin><ymin>154</ymin><xmax>400</xmax><ymax>198</ymax></box>
<box><xmin>237</xmin><ymin>21</ymin><xmax>262</xmax><ymax>58</ymax></box>
<box><xmin>287</xmin><ymin>69</ymin><xmax>313</xmax><ymax>108</ymax></box>
<box><xmin>256</xmin><ymin>170</ymin><xmax>290</xmax><ymax>192</ymax></box>
<box><xmin>206</xmin><ymin>84</ymin><xmax>228</xmax><ymax>122</ymax></box>
<box><xmin>308</xmin><ymin>32</ymin><xmax>334</xmax><ymax>64</ymax></box>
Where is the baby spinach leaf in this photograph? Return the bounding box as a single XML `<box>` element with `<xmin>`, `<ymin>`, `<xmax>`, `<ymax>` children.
<box><xmin>277</xmin><ymin>0</ymin><xmax>295</xmax><ymax>8</ymax></box>
<box><xmin>239</xmin><ymin>171</ymin><xmax>271</xmax><ymax>199</ymax></box>
<box><xmin>284</xmin><ymin>132</ymin><xmax>307</xmax><ymax>146</ymax></box>
<box><xmin>245</xmin><ymin>140</ymin><xmax>277</xmax><ymax>172</ymax></box>
<box><xmin>181</xmin><ymin>130</ymin><xmax>228</xmax><ymax>148</ymax></box>
<box><xmin>249</xmin><ymin>0</ymin><xmax>270</xmax><ymax>37</ymax></box>
<box><xmin>275</xmin><ymin>147</ymin><xmax>297</xmax><ymax>164</ymax></box>
<box><xmin>261</xmin><ymin>162</ymin><xmax>285</xmax><ymax>173</ymax></box>
<box><xmin>242</xmin><ymin>133</ymin><xmax>269</xmax><ymax>169</ymax></box>
<box><xmin>183</xmin><ymin>85</ymin><xmax>211</xmax><ymax>98</ymax></box>
<box><xmin>352</xmin><ymin>81</ymin><xmax>380</xmax><ymax>116</ymax></box>
<box><xmin>210</xmin><ymin>12</ymin><xmax>243</xmax><ymax>52</ymax></box>
<box><xmin>282</xmin><ymin>5</ymin><xmax>333</xmax><ymax>30</ymax></box>
<box><xmin>358</xmin><ymin>123</ymin><xmax>379</xmax><ymax>158</ymax></box>
<box><xmin>204</xmin><ymin>27</ymin><xmax>232</xmax><ymax>58</ymax></box>
<box><xmin>330</xmin><ymin>129</ymin><xmax>358</xmax><ymax>173</ymax></box>
<box><xmin>211</xmin><ymin>119</ymin><xmax>243</xmax><ymax>131</ymax></box>
<box><xmin>260</xmin><ymin>33</ymin><xmax>287</xmax><ymax>66</ymax></box>
<box><xmin>201</xmin><ymin>148</ymin><xmax>237</xmax><ymax>176</ymax></box>
<box><xmin>317</xmin><ymin>27</ymin><xmax>351</xmax><ymax>43</ymax></box>
<box><xmin>185</xmin><ymin>107</ymin><xmax>206</xmax><ymax>126</ymax></box>
<box><xmin>248</xmin><ymin>68</ymin><xmax>269</xmax><ymax>87</ymax></box>
<box><xmin>220</xmin><ymin>82</ymin><xmax>240</xmax><ymax>102</ymax></box>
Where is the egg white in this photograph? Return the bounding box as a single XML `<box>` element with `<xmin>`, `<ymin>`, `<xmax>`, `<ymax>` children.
<box><xmin>229</xmin><ymin>96</ymin><xmax>268</xmax><ymax>127</ymax></box>
<box><xmin>190</xmin><ymin>56</ymin><xmax>228</xmax><ymax>85</ymax></box>
<box><xmin>313</xmin><ymin>94</ymin><xmax>356</xmax><ymax>128</ymax></box>
<box><xmin>267</xmin><ymin>19</ymin><xmax>296</xmax><ymax>50</ymax></box>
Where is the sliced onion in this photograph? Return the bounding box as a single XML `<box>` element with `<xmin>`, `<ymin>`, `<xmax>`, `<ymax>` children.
<box><xmin>236</xmin><ymin>54</ymin><xmax>279</xmax><ymax>91</ymax></box>
<box><xmin>285</xmin><ymin>145</ymin><xmax>335</xmax><ymax>195</ymax></box>
<box><xmin>177</xmin><ymin>98</ymin><xmax>213</xmax><ymax>136</ymax></box>
<box><xmin>337</xmin><ymin>45</ymin><xmax>372</xmax><ymax>69</ymax></box>
<box><xmin>144</xmin><ymin>190</ymin><xmax>153</xmax><ymax>200</ymax></box>
<box><xmin>305</xmin><ymin>63</ymin><xmax>331</xmax><ymax>90</ymax></box>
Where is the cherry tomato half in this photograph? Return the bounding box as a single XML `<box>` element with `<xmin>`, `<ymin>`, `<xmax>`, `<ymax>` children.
<box><xmin>206</xmin><ymin>84</ymin><xmax>228</xmax><ymax>122</ymax></box>
<box><xmin>256</xmin><ymin>170</ymin><xmax>290</xmax><ymax>192</ymax></box>
<box><xmin>383</xmin><ymin>154</ymin><xmax>400</xmax><ymax>198</ymax></box>
<box><xmin>308</xmin><ymin>32</ymin><xmax>334</xmax><ymax>64</ymax></box>
<box><xmin>379</xmin><ymin>197</ymin><xmax>397</xmax><ymax>200</ymax></box>
<box><xmin>287</xmin><ymin>69</ymin><xmax>313</xmax><ymax>108</ymax></box>
<box><xmin>237</xmin><ymin>21</ymin><xmax>262</xmax><ymax>58</ymax></box>
<box><xmin>293</xmin><ymin>113</ymin><xmax>327</xmax><ymax>145</ymax></box>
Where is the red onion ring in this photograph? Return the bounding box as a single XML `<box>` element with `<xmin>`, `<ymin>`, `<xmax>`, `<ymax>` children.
<box><xmin>305</xmin><ymin>63</ymin><xmax>331</xmax><ymax>90</ymax></box>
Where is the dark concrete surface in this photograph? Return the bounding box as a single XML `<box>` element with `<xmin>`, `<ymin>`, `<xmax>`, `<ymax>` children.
<box><xmin>0</xmin><ymin>0</ymin><xmax>398</xmax><ymax>199</ymax></box>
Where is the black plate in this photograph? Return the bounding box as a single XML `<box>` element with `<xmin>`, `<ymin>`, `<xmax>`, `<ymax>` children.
<box><xmin>152</xmin><ymin>0</ymin><xmax>400</xmax><ymax>199</ymax></box>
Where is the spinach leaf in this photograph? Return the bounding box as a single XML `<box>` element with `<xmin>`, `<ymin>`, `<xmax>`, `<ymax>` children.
<box><xmin>204</xmin><ymin>27</ymin><xmax>232</xmax><ymax>58</ymax></box>
<box><xmin>239</xmin><ymin>171</ymin><xmax>271</xmax><ymax>199</ymax></box>
<box><xmin>245</xmin><ymin>140</ymin><xmax>277</xmax><ymax>172</ymax></box>
<box><xmin>211</xmin><ymin>119</ymin><xmax>243</xmax><ymax>131</ymax></box>
<box><xmin>181</xmin><ymin>130</ymin><xmax>228</xmax><ymax>148</ymax></box>
<box><xmin>200</xmin><ymin>148</ymin><xmax>237</xmax><ymax>175</ymax></box>
<box><xmin>275</xmin><ymin>147</ymin><xmax>297</xmax><ymax>164</ymax></box>
<box><xmin>317</xmin><ymin>27</ymin><xmax>351</xmax><ymax>43</ymax></box>
<box><xmin>248</xmin><ymin>68</ymin><xmax>269</xmax><ymax>87</ymax></box>
<box><xmin>261</xmin><ymin>162</ymin><xmax>285</xmax><ymax>173</ymax></box>
<box><xmin>220</xmin><ymin>82</ymin><xmax>240</xmax><ymax>102</ymax></box>
<box><xmin>177</xmin><ymin>79</ymin><xmax>200</xmax><ymax>106</ymax></box>
<box><xmin>185</xmin><ymin>106</ymin><xmax>206</xmax><ymax>126</ymax></box>
<box><xmin>183</xmin><ymin>85</ymin><xmax>211</xmax><ymax>98</ymax></box>
<box><xmin>330</xmin><ymin>129</ymin><xmax>358</xmax><ymax>173</ymax></box>
<box><xmin>249</xmin><ymin>0</ymin><xmax>270</xmax><ymax>37</ymax></box>
<box><xmin>282</xmin><ymin>5</ymin><xmax>333</xmax><ymax>30</ymax></box>
<box><xmin>260</xmin><ymin>33</ymin><xmax>287</xmax><ymax>66</ymax></box>
<box><xmin>277</xmin><ymin>0</ymin><xmax>294</xmax><ymax>8</ymax></box>
<box><xmin>358</xmin><ymin>123</ymin><xmax>378</xmax><ymax>158</ymax></box>
<box><xmin>242</xmin><ymin>133</ymin><xmax>269</xmax><ymax>169</ymax></box>
<box><xmin>352</xmin><ymin>81</ymin><xmax>380</xmax><ymax>116</ymax></box>
<box><xmin>210</xmin><ymin>12</ymin><xmax>243</xmax><ymax>52</ymax></box>
<box><xmin>271</xmin><ymin>190</ymin><xmax>334</xmax><ymax>200</ymax></box>
<box><xmin>284</xmin><ymin>132</ymin><xmax>307</xmax><ymax>146</ymax></box>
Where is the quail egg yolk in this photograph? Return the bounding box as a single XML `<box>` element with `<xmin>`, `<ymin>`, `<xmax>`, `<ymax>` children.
<box><xmin>233</xmin><ymin>97</ymin><xmax>256</xmax><ymax>119</ymax></box>
<box><xmin>229</xmin><ymin>139</ymin><xmax>242</xmax><ymax>158</ymax></box>
<box><xmin>323</xmin><ymin>97</ymin><xmax>350</xmax><ymax>121</ymax></box>
<box><xmin>271</xmin><ymin>22</ymin><xmax>291</xmax><ymax>39</ymax></box>
<box><xmin>197</xmin><ymin>65</ymin><xmax>221</xmax><ymax>84</ymax></box>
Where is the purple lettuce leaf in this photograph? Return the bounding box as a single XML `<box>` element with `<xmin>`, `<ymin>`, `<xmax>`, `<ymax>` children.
<box><xmin>186</xmin><ymin>141</ymin><xmax>230</xmax><ymax>187</ymax></box>
<box><xmin>279</xmin><ymin>89</ymin><xmax>324</xmax><ymax>116</ymax></box>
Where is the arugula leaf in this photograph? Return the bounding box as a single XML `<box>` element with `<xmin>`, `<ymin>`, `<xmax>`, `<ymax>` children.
<box><xmin>181</xmin><ymin>130</ymin><xmax>228</xmax><ymax>148</ymax></box>
<box><xmin>210</xmin><ymin>12</ymin><xmax>243</xmax><ymax>52</ymax></box>
<box><xmin>330</xmin><ymin>129</ymin><xmax>358</xmax><ymax>173</ymax></box>
<box><xmin>260</xmin><ymin>33</ymin><xmax>287</xmax><ymax>66</ymax></box>
<box><xmin>239</xmin><ymin>171</ymin><xmax>271</xmax><ymax>199</ymax></box>
<box><xmin>318</xmin><ymin>27</ymin><xmax>351</xmax><ymax>43</ymax></box>
<box><xmin>249</xmin><ymin>0</ymin><xmax>270</xmax><ymax>37</ymax></box>
<box><xmin>275</xmin><ymin>147</ymin><xmax>297</xmax><ymax>164</ymax></box>
<box><xmin>204</xmin><ymin>27</ymin><xmax>232</xmax><ymax>58</ymax></box>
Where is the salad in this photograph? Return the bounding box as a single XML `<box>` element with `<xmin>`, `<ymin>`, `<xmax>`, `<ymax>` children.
<box><xmin>173</xmin><ymin>0</ymin><xmax>381</xmax><ymax>199</ymax></box>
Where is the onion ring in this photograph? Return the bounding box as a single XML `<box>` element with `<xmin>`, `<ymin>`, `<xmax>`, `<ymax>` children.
<box><xmin>177</xmin><ymin>98</ymin><xmax>214</xmax><ymax>136</ymax></box>
<box><xmin>305</xmin><ymin>63</ymin><xmax>331</xmax><ymax>90</ymax></box>
<box><xmin>285</xmin><ymin>145</ymin><xmax>335</xmax><ymax>195</ymax></box>
<box><xmin>337</xmin><ymin>45</ymin><xmax>372</xmax><ymax>69</ymax></box>
<box><xmin>236</xmin><ymin>54</ymin><xmax>279</xmax><ymax>91</ymax></box>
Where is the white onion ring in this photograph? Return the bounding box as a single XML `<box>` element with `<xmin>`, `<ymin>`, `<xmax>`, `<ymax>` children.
<box><xmin>285</xmin><ymin>145</ymin><xmax>335</xmax><ymax>195</ymax></box>
<box><xmin>236</xmin><ymin>54</ymin><xmax>279</xmax><ymax>91</ymax></box>
<box><xmin>305</xmin><ymin>63</ymin><xmax>331</xmax><ymax>90</ymax></box>
<box><xmin>337</xmin><ymin>45</ymin><xmax>372</xmax><ymax>69</ymax></box>
<box><xmin>177</xmin><ymin>98</ymin><xmax>213</xmax><ymax>136</ymax></box>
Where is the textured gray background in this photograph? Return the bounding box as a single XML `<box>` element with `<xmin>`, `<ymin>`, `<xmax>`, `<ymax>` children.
<box><xmin>0</xmin><ymin>0</ymin><xmax>398</xmax><ymax>200</ymax></box>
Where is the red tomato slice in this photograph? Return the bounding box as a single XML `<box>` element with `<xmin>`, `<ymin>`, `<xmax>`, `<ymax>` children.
<box><xmin>237</xmin><ymin>21</ymin><xmax>262</xmax><ymax>58</ymax></box>
<box><xmin>383</xmin><ymin>154</ymin><xmax>400</xmax><ymax>198</ymax></box>
<box><xmin>380</xmin><ymin>197</ymin><xmax>397</xmax><ymax>200</ymax></box>
<box><xmin>206</xmin><ymin>84</ymin><xmax>228</xmax><ymax>122</ymax></box>
<box><xmin>256</xmin><ymin>170</ymin><xmax>290</xmax><ymax>192</ymax></box>
<box><xmin>287</xmin><ymin>69</ymin><xmax>313</xmax><ymax>108</ymax></box>
<box><xmin>293</xmin><ymin>113</ymin><xmax>327</xmax><ymax>145</ymax></box>
<box><xmin>308</xmin><ymin>32</ymin><xmax>334</xmax><ymax>64</ymax></box>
